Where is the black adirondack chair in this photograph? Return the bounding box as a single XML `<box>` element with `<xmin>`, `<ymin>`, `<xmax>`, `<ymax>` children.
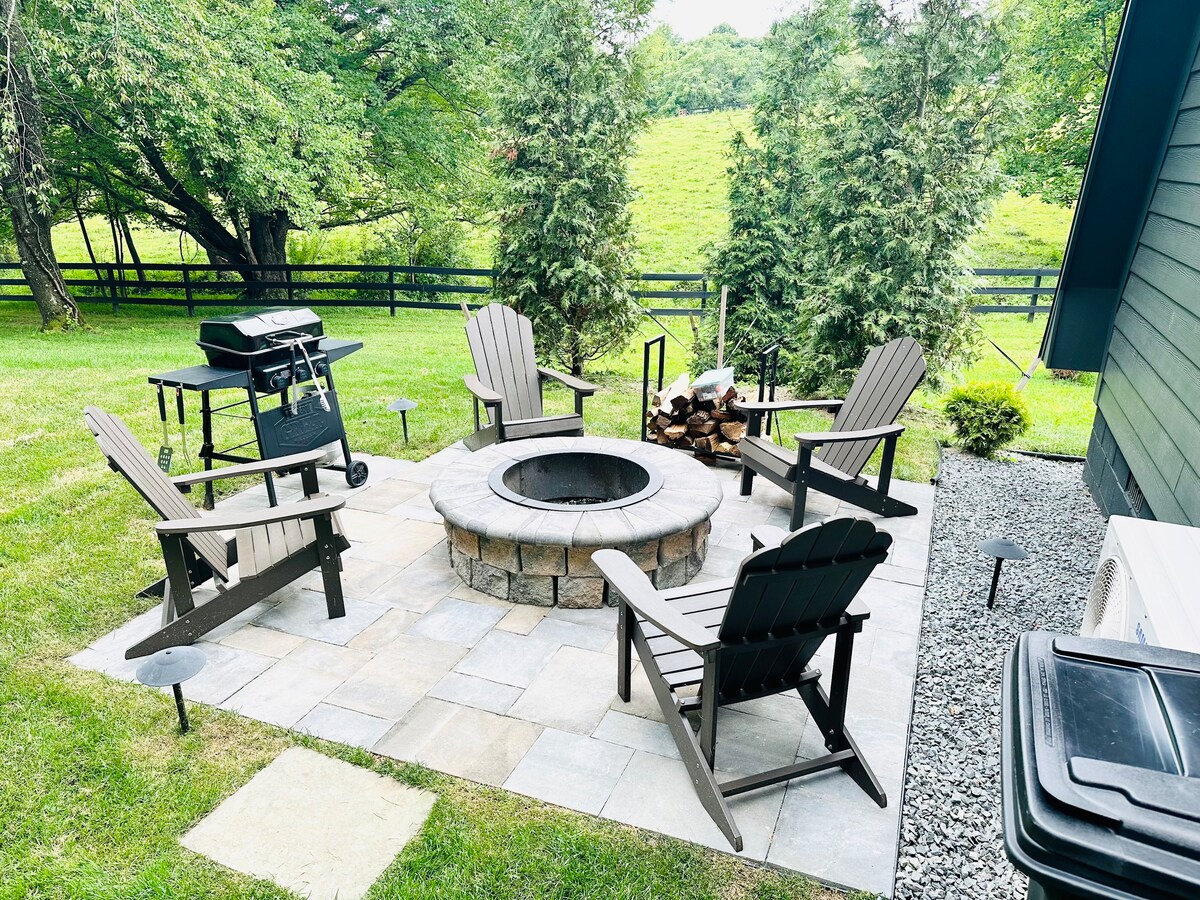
<box><xmin>738</xmin><ymin>336</ymin><xmax>927</xmax><ymax>529</ymax></box>
<box><xmin>85</xmin><ymin>407</ymin><xmax>349</xmax><ymax>659</ymax></box>
<box><xmin>462</xmin><ymin>304</ymin><xmax>599</xmax><ymax>450</ymax></box>
<box><xmin>593</xmin><ymin>517</ymin><xmax>891</xmax><ymax>851</ymax></box>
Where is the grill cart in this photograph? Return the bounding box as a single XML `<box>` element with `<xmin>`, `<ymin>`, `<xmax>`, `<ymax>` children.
<box><xmin>149</xmin><ymin>309</ymin><xmax>367</xmax><ymax>509</ymax></box>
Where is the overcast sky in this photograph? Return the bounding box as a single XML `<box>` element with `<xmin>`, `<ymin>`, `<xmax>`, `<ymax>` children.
<box><xmin>650</xmin><ymin>0</ymin><xmax>807</xmax><ymax>41</ymax></box>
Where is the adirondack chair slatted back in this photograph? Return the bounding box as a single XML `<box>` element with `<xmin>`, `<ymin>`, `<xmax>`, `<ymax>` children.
<box><xmin>84</xmin><ymin>407</ymin><xmax>229</xmax><ymax>580</ymax></box>
<box><xmin>715</xmin><ymin>518</ymin><xmax>891</xmax><ymax>700</ymax></box>
<box><xmin>465</xmin><ymin>304</ymin><xmax>543</xmax><ymax>423</ymax></box>
<box><xmin>820</xmin><ymin>337</ymin><xmax>926</xmax><ymax>477</ymax></box>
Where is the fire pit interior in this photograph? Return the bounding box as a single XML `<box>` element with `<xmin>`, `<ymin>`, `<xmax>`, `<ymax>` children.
<box><xmin>430</xmin><ymin>438</ymin><xmax>723</xmax><ymax>609</ymax></box>
<box><xmin>489</xmin><ymin>450</ymin><xmax>664</xmax><ymax>510</ymax></box>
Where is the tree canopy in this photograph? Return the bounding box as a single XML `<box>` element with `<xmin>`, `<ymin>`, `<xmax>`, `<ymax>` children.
<box><xmin>638</xmin><ymin>24</ymin><xmax>763</xmax><ymax>117</ymax></box>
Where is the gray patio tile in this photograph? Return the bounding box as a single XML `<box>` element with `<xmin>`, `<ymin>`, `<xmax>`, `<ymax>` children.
<box><xmin>219</xmin><ymin>624</ymin><xmax>305</xmax><ymax>658</ymax></box>
<box><xmin>336</xmin><ymin>508</ymin><xmax>401</xmax><ymax>543</ymax></box>
<box><xmin>428</xmin><ymin>671</ymin><xmax>523</xmax><ymax>715</ymax></box>
<box><xmin>295</xmin><ymin>703</ymin><xmax>396</xmax><ymax>749</ymax></box>
<box><xmin>707</xmin><ymin>707</ymin><xmax>804</xmax><ymax>779</ymax></box>
<box><xmin>180</xmin><ymin>643</ymin><xmax>276</xmax><ymax>705</ymax></box>
<box><xmin>300</xmin><ymin>559</ymin><xmax>405</xmax><ymax>599</ymax></box>
<box><xmin>454</xmin><ymin>630</ymin><xmax>561</xmax><ymax>689</ymax></box>
<box><xmin>283</xmin><ymin>640</ymin><xmax>373</xmax><ymax>680</ymax></box>
<box><xmin>181</xmin><ymin>747</ymin><xmax>434</xmax><ymax>900</ymax></box>
<box><xmin>838</xmin><ymin>714</ymin><xmax>909</xmax><ymax>795</ymax></box>
<box><xmin>592</xmin><ymin>710</ymin><xmax>680</xmax><ymax>759</ymax></box>
<box><xmin>508</xmin><ymin>646</ymin><xmax>617</xmax><ymax>734</ymax></box>
<box><xmin>710</xmin><ymin>501</ymin><xmax>774</xmax><ymax>527</ymax></box>
<box><xmin>867</xmin><ymin>627</ymin><xmax>919</xmax><ymax>677</ymax></box>
<box><xmin>385</xmin><ymin>504</ymin><xmax>444</xmax><ymax>524</ymax></box>
<box><xmin>503</xmin><ymin>728</ymin><xmax>633</xmax><ymax>814</ymax></box>
<box><xmin>887</xmin><ymin>536</ymin><xmax>932</xmax><ymax>574</ymax></box>
<box><xmin>222</xmin><ymin>660</ymin><xmax>344</xmax><ymax>728</ymax></box>
<box><xmin>545</xmin><ymin>604</ymin><xmax>618</xmax><ymax>629</ymax></box>
<box><xmin>448</xmin><ymin>583</ymin><xmax>512</xmax><ymax>608</ymax></box>
<box><xmin>327</xmin><ymin>634</ymin><xmax>466</xmax><ymax>720</ymax></box>
<box><xmin>256</xmin><ymin>591</ymin><xmax>389</xmax><ymax>645</ymax></box>
<box><xmin>495</xmin><ymin>604</ymin><xmax>547</xmax><ymax>635</ymax></box>
<box><xmin>371</xmin><ymin>554</ymin><xmax>459</xmax><ymax>614</ymax></box>
<box><xmin>695</xmin><ymin>545</ymin><xmax>746</xmax><ymax>577</ymax></box>
<box><xmin>768</xmin><ymin>771</ymin><xmax>899</xmax><ymax>896</ymax></box>
<box><xmin>346</xmin><ymin>608</ymin><xmax>420</xmax><ymax>651</ymax></box>
<box><xmin>735</xmin><ymin>692</ymin><xmax>810</xmax><ymax>726</ymax></box>
<box><xmin>408</xmin><ymin>596</ymin><xmax>507</xmax><ymax>648</ymax></box>
<box><xmin>345</xmin><ymin>478</ymin><xmax>427</xmax><ymax>513</ymax></box>
<box><xmin>528</xmin><ymin>616</ymin><xmax>611</xmax><ymax>652</ymax></box>
<box><xmin>608</xmin><ymin>663</ymin><xmax>666</xmax><ymax>723</ymax></box>
<box><xmin>344</xmin><ymin>520</ymin><xmax>447</xmax><ymax>568</ymax></box>
<box><xmin>859</xmin><ymin>579</ymin><xmax>924</xmax><ymax>635</ymax></box>
<box><xmin>374</xmin><ymin>698</ymin><xmax>543</xmax><ymax>786</ymax></box>
<box><xmin>874</xmin><ymin>562</ymin><xmax>926</xmax><ymax>587</ymax></box>
<box><xmin>601</xmin><ymin>750</ymin><xmax>784</xmax><ymax>860</ymax></box>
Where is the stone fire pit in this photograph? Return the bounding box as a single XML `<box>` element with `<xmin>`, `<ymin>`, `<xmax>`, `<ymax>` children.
<box><xmin>429</xmin><ymin>437</ymin><xmax>723</xmax><ymax>608</ymax></box>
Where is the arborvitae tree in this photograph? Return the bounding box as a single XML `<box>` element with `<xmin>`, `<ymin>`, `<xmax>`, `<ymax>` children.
<box><xmin>492</xmin><ymin>0</ymin><xmax>650</xmax><ymax>377</ymax></box>
<box><xmin>703</xmin><ymin>0</ymin><xmax>1009</xmax><ymax>393</ymax></box>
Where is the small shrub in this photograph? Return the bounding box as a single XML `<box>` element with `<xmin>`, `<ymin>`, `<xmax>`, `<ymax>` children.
<box><xmin>943</xmin><ymin>381</ymin><xmax>1031</xmax><ymax>457</ymax></box>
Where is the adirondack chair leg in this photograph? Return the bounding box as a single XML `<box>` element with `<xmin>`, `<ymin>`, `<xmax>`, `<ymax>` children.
<box><xmin>877</xmin><ymin>434</ymin><xmax>898</xmax><ymax>497</ymax></box>
<box><xmin>790</xmin><ymin>444</ymin><xmax>813</xmax><ymax>531</ymax></box>
<box><xmin>616</xmin><ymin>599</ymin><xmax>633</xmax><ymax>702</ymax></box>
<box><xmin>300</xmin><ymin>463</ymin><xmax>320</xmax><ymax>498</ymax></box>
<box><xmin>699</xmin><ymin>657</ymin><xmax>719</xmax><ymax>767</ymax></box>
<box><xmin>632</xmin><ymin>627</ymin><xmax>744</xmax><ymax>852</ymax></box>
<box><xmin>739</xmin><ymin>412</ymin><xmax>764</xmax><ymax>496</ymax></box>
<box><xmin>160</xmin><ymin>583</ymin><xmax>176</xmax><ymax>627</ymax></box>
<box><xmin>160</xmin><ymin>535</ymin><xmax>197</xmax><ymax>619</ymax></box>
<box><xmin>314</xmin><ymin>514</ymin><xmax>345</xmax><ymax>619</ymax></box>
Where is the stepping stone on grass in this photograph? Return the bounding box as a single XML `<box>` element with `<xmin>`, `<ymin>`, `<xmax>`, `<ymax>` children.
<box><xmin>182</xmin><ymin>747</ymin><xmax>435</xmax><ymax>900</ymax></box>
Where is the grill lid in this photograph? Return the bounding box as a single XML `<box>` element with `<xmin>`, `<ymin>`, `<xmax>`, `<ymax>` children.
<box><xmin>198</xmin><ymin>308</ymin><xmax>324</xmax><ymax>367</ymax></box>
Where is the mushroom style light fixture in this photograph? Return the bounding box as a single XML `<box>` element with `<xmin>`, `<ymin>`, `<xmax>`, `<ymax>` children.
<box><xmin>977</xmin><ymin>537</ymin><xmax>1028</xmax><ymax>609</ymax></box>
<box><xmin>136</xmin><ymin>645</ymin><xmax>207</xmax><ymax>734</ymax></box>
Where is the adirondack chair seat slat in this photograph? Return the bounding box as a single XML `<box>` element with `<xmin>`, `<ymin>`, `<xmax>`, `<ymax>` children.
<box><xmin>85</xmin><ymin>406</ymin><xmax>349</xmax><ymax>659</ymax></box>
<box><xmin>594</xmin><ymin>516</ymin><xmax>892</xmax><ymax>851</ymax></box>
<box><xmin>739</xmin><ymin>336</ymin><xmax>927</xmax><ymax>527</ymax></box>
<box><xmin>462</xmin><ymin>304</ymin><xmax>598</xmax><ymax>449</ymax></box>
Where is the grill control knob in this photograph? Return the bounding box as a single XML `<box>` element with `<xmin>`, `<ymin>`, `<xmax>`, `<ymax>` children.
<box><xmin>314</xmin><ymin>361</ymin><xmax>328</xmax><ymax>377</ymax></box>
<box><xmin>269</xmin><ymin>370</ymin><xmax>291</xmax><ymax>391</ymax></box>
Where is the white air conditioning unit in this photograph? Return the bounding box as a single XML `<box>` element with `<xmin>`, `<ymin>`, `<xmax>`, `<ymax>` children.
<box><xmin>1081</xmin><ymin>515</ymin><xmax>1200</xmax><ymax>654</ymax></box>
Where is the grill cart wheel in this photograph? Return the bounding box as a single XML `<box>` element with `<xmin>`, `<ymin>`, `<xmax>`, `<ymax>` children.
<box><xmin>346</xmin><ymin>460</ymin><xmax>369</xmax><ymax>487</ymax></box>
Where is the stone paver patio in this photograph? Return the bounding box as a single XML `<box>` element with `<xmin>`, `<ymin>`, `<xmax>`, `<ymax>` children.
<box><xmin>72</xmin><ymin>441</ymin><xmax>933</xmax><ymax>897</ymax></box>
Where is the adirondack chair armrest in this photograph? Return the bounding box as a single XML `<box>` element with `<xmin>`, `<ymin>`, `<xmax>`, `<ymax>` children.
<box><xmin>171</xmin><ymin>449</ymin><xmax>333</xmax><ymax>486</ymax></box>
<box><xmin>592</xmin><ymin>549</ymin><xmax>720</xmax><ymax>651</ymax></box>
<box><xmin>537</xmin><ymin>367</ymin><xmax>599</xmax><ymax>396</ymax></box>
<box><xmin>750</xmin><ymin>524</ymin><xmax>790</xmax><ymax>550</ymax></box>
<box><xmin>845</xmin><ymin>596</ymin><xmax>871</xmax><ymax>624</ymax></box>
<box><xmin>734</xmin><ymin>398</ymin><xmax>843</xmax><ymax>414</ymax></box>
<box><xmin>155</xmin><ymin>494</ymin><xmax>345</xmax><ymax>535</ymax></box>
<box><xmin>464</xmin><ymin>374</ymin><xmax>504</xmax><ymax>406</ymax></box>
<box><xmin>793</xmin><ymin>422</ymin><xmax>904</xmax><ymax>447</ymax></box>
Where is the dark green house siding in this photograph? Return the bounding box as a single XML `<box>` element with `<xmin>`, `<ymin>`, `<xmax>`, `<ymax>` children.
<box><xmin>1085</xmin><ymin>44</ymin><xmax>1200</xmax><ymax>525</ymax></box>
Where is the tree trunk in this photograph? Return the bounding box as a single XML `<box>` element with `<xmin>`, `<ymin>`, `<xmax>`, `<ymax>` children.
<box><xmin>0</xmin><ymin>2</ymin><xmax>82</xmax><ymax>330</ymax></box>
<box><xmin>244</xmin><ymin>210</ymin><xmax>290</xmax><ymax>298</ymax></box>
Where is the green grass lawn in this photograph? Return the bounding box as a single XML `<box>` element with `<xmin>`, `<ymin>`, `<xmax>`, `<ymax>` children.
<box><xmin>0</xmin><ymin>300</ymin><xmax>854</xmax><ymax>899</ymax></box>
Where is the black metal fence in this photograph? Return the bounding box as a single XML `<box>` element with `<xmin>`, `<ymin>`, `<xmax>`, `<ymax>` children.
<box><xmin>0</xmin><ymin>262</ymin><xmax>1059</xmax><ymax>316</ymax></box>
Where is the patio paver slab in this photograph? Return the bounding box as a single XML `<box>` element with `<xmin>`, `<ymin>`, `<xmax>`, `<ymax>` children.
<box><xmin>181</xmin><ymin>747</ymin><xmax>434</xmax><ymax>900</ymax></box>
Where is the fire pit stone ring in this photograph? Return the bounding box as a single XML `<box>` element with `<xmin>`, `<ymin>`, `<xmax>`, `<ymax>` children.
<box><xmin>430</xmin><ymin>437</ymin><xmax>723</xmax><ymax>609</ymax></box>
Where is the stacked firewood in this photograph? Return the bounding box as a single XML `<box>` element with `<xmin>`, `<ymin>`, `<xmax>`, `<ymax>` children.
<box><xmin>645</xmin><ymin>372</ymin><xmax>748</xmax><ymax>456</ymax></box>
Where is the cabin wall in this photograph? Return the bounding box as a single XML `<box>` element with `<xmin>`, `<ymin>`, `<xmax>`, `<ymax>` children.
<box><xmin>1088</xmin><ymin>46</ymin><xmax>1200</xmax><ymax>525</ymax></box>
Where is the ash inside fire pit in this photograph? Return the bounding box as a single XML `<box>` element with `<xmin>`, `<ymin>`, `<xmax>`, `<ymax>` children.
<box><xmin>489</xmin><ymin>450</ymin><xmax>663</xmax><ymax>511</ymax></box>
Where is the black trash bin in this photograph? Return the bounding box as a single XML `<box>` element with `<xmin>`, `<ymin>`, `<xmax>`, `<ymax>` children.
<box><xmin>1002</xmin><ymin>632</ymin><xmax>1200</xmax><ymax>899</ymax></box>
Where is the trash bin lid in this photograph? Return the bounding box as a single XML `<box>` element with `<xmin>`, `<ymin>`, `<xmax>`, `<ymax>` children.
<box><xmin>1003</xmin><ymin>632</ymin><xmax>1200</xmax><ymax>899</ymax></box>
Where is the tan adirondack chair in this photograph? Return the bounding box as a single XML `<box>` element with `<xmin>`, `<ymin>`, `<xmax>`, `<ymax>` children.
<box><xmin>462</xmin><ymin>304</ymin><xmax>599</xmax><ymax>450</ymax></box>
<box><xmin>85</xmin><ymin>407</ymin><xmax>349</xmax><ymax>659</ymax></box>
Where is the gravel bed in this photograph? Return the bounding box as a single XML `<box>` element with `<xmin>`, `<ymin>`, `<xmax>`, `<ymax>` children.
<box><xmin>893</xmin><ymin>451</ymin><xmax>1106</xmax><ymax>900</ymax></box>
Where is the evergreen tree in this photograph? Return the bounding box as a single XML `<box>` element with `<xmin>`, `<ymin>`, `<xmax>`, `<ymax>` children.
<box><xmin>704</xmin><ymin>0</ymin><xmax>1009</xmax><ymax>393</ymax></box>
<box><xmin>493</xmin><ymin>0</ymin><xmax>650</xmax><ymax>376</ymax></box>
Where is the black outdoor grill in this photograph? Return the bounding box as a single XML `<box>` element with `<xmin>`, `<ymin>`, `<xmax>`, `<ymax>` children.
<box><xmin>149</xmin><ymin>309</ymin><xmax>367</xmax><ymax>509</ymax></box>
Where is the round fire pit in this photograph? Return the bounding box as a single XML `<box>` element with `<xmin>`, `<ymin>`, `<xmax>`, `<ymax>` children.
<box><xmin>488</xmin><ymin>450</ymin><xmax>664</xmax><ymax>511</ymax></box>
<box><xmin>430</xmin><ymin>437</ymin><xmax>723</xmax><ymax>609</ymax></box>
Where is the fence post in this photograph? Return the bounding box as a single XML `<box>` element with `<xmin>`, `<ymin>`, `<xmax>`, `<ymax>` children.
<box><xmin>182</xmin><ymin>265</ymin><xmax>195</xmax><ymax>317</ymax></box>
<box><xmin>286</xmin><ymin>267</ymin><xmax>294</xmax><ymax>304</ymax></box>
<box><xmin>1027</xmin><ymin>274</ymin><xmax>1042</xmax><ymax>322</ymax></box>
<box><xmin>107</xmin><ymin>263</ymin><xmax>119</xmax><ymax>312</ymax></box>
<box><xmin>389</xmin><ymin>268</ymin><xmax>396</xmax><ymax>317</ymax></box>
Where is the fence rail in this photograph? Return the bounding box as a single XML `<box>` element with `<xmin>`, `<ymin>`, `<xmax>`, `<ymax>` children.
<box><xmin>0</xmin><ymin>263</ymin><xmax>1060</xmax><ymax>316</ymax></box>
